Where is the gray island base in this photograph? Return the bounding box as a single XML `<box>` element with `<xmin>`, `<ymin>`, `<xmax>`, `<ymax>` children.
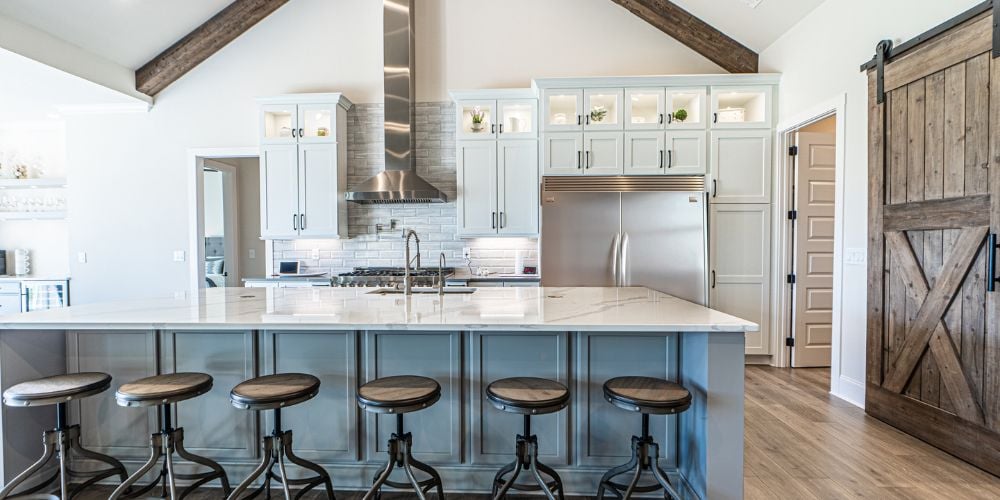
<box><xmin>0</xmin><ymin>287</ymin><xmax>755</xmax><ymax>499</ymax></box>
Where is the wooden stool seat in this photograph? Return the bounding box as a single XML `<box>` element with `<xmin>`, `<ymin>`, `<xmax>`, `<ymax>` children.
<box><xmin>230</xmin><ymin>373</ymin><xmax>320</xmax><ymax>410</ymax></box>
<box><xmin>357</xmin><ymin>375</ymin><xmax>440</xmax><ymax>414</ymax></box>
<box><xmin>3</xmin><ymin>372</ymin><xmax>111</xmax><ymax>407</ymax></box>
<box><xmin>486</xmin><ymin>377</ymin><xmax>569</xmax><ymax>415</ymax></box>
<box><xmin>115</xmin><ymin>372</ymin><xmax>213</xmax><ymax>407</ymax></box>
<box><xmin>603</xmin><ymin>376</ymin><xmax>691</xmax><ymax>415</ymax></box>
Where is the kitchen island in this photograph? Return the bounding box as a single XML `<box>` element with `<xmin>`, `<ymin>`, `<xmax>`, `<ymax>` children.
<box><xmin>0</xmin><ymin>286</ymin><xmax>754</xmax><ymax>499</ymax></box>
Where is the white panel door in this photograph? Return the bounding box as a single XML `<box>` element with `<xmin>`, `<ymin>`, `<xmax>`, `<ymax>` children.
<box><xmin>792</xmin><ymin>131</ymin><xmax>837</xmax><ymax>367</ymax></box>
<box><xmin>710</xmin><ymin>86</ymin><xmax>773</xmax><ymax>129</ymax></box>
<box><xmin>624</xmin><ymin>131</ymin><xmax>665</xmax><ymax>176</ymax></box>
<box><xmin>542</xmin><ymin>133</ymin><xmax>583</xmax><ymax>176</ymax></box>
<box><xmin>584</xmin><ymin>88</ymin><xmax>624</xmax><ymax>131</ymax></box>
<box><xmin>542</xmin><ymin>89</ymin><xmax>583</xmax><ymax>132</ymax></box>
<box><xmin>498</xmin><ymin>140</ymin><xmax>539</xmax><ymax>236</ymax></box>
<box><xmin>296</xmin><ymin>103</ymin><xmax>337</xmax><ymax>143</ymax></box>
<box><xmin>710</xmin><ymin>130</ymin><xmax>772</xmax><ymax>203</ymax></box>
<box><xmin>710</xmin><ymin>204</ymin><xmax>771</xmax><ymax>355</ymax></box>
<box><xmin>457</xmin><ymin>100</ymin><xmax>498</xmax><ymax>140</ymax></box>
<box><xmin>260</xmin><ymin>104</ymin><xmax>298</xmax><ymax>145</ymax></box>
<box><xmin>625</xmin><ymin>88</ymin><xmax>666</xmax><ymax>131</ymax></box>
<box><xmin>298</xmin><ymin>142</ymin><xmax>341</xmax><ymax>238</ymax></box>
<box><xmin>457</xmin><ymin>141</ymin><xmax>499</xmax><ymax>236</ymax></box>
<box><xmin>665</xmin><ymin>131</ymin><xmax>706</xmax><ymax>175</ymax></box>
<box><xmin>584</xmin><ymin>132</ymin><xmax>624</xmax><ymax>176</ymax></box>
<box><xmin>260</xmin><ymin>144</ymin><xmax>300</xmax><ymax>239</ymax></box>
<box><xmin>497</xmin><ymin>99</ymin><xmax>537</xmax><ymax>139</ymax></box>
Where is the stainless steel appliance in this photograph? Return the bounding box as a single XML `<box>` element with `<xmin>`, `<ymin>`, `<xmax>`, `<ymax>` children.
<box><xmin>334</xmin><ymin>267</ymin><xmax>455</xmax><ymax>288</ymax></box>
<box><xmin>21</xmin><ymin>280</ymin><xmax>70</xmax><ymax>312</ymax></box>
<box><xmin>540</xmin><ymin>176</ymin><xmax>708</xmax><ymax>305</ymax></box>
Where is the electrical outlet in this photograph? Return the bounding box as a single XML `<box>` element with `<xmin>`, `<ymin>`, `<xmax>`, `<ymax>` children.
<box><xmin>173</xmin><ymin>250</ymin><xmax>186</xmax><ymax>262</ymax></box>
<box><xmin>311</xmin><ymin>248</ymin><xmax>320</xmax><ymax>260</ymax></box>
<box><xmin>77</xmin><ymin>252</ymin><xmax>87</xmax><ymax>264</ymax></box>
<box><xmin>463</xmin><ymin>247</ymin><xmax>472</xmax><ymax>260</ymax></box>
<box><xmin>845</xmin><ymin>248</ymin><xmax>866</xmax><ymax>265</ymax></box>
<box><xmin>248</xmin><ymin>249</ymin><xmax>256</xmax><ymax>259</ymax></box>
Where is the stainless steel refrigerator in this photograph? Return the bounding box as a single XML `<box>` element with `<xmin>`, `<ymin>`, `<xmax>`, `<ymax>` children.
<box><xmin>540</xmin><ymin>176</ymin><xmax>708</xmax><ymax>305</ymax></box>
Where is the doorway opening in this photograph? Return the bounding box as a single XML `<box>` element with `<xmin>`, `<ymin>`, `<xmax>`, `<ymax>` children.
<box><xmin>187</xmin><ymin>148</ymin><xmax>262</xmax><ymax>292</ymax></box>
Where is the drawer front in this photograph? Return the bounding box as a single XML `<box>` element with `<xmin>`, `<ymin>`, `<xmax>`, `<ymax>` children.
<box><xmin>0</xmin><ymin>294</ymin><xmax>22</xmax><ymax>315</ymax></box>
<box><xmin>0</xmin><ymin>282</ymin><xmax>21</xmax><ymax>294</ymax></box>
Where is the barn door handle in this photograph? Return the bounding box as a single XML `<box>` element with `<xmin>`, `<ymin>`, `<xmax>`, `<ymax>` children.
<box><xmin>988</xmin><ymin>233</ymin><xmax>999</xmax><ymax>292</ymax></box>
<box><xmin>711</xmin><ymin>270</ymin><xmax>716</xmax><ymax>289</ymax></box>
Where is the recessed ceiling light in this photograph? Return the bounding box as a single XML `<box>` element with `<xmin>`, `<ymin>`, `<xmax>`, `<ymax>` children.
<box><xmin>741</xmin><ymin>0</ymin><xmax>763</xmax><ymax>8</ymax></box>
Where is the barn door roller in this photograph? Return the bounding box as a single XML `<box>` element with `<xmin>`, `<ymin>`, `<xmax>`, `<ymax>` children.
<box><xmin>875</xmin><ymin>39</ymin><xmax>894</xmax><ymax>104</ymax></box>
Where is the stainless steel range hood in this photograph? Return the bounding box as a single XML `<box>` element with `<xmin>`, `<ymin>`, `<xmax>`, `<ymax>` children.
<box><xmin>345</xmin><ymin>0</ymin><xmax>448</xmax><ymax>204</ymax></box>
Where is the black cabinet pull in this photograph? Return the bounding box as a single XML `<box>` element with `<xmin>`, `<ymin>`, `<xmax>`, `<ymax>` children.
<box><xmin>293</xmin><ymin>214</ymin><xmax>298</xmax><ymax>231</ymax></box>
<box><xmin>712</xmin><ymin>112</ymin><xmax>718</xmax><ymax>124</ymax></box>
<box><xmin>659</xmin><ymin>150</ymin><xmax>664</xmax><ymax>169</ymax></box>
<box><xmin>298</xmin><ymin>128</ymin><xmax>304</xmax><ymax>138</ymax></box>
<box><xmin>492</xmin><ymin>212</ymin><xmax>497</xmax><ymax>229</ymax></box>
<box><xmin>586</xmin><ymin>151</ymin><xmax>591</xmax><ymax>169</ymax></box>
<box><xmin>712</xmin><ymin>179</ymin><xmax>718</xmax><ymax>198</ymax></box>
<box><xmin>668</xmin><ymin>113</ymin><xmax>673</xmax><ymax>124</ymax></box>
<box><xmin>988</xmin><ymin>233</ymin><xmax>999</xmax><ymax>292</ymax></box>
<box><xmin>667</xmin><ymin>150</ymin><xmax>673</xmax><ymax>169</ymax></box>
<box><xmin>491</xmin><ymin>124</ymin><xmax>496</xmax><ymax>134</ymax></box>
<box><xmin>711</xmin><ymin>270</ymin><xmax>716</xmax><ymax>289</ymax></box>
<box><xmin>577</xmin><ymin>151</ymin><xmax>582</xmax><ymax>169</ymax></box>
<box><xmin>577</xmin><ymin>115</ymin><xmax>582</xmax><ymax>126</ymax></box>
<box><xmin>499</xmin><ymin>212</ymin><xmax>505</xmax><ymax>229</ymax></box>
<box><xmin>585</xmin><ymin>114</ymin><xmax>590</xmax><ymax>125</ymax></box>
<box><xmin>300</xmin><ymin>213</ymin><xmax>306</xmax><ymax>230</ymax></box>
<box><xmin>499</xmin><ymin>123</ymin><xmax>504</xmax><ymax>134</ymax></box>
<box><xmin>291</xmin><ymin>128</ymin><xmax>297</xmax><ymax>138</ymax></box>
<box><xmin>659</xmin><ymin>113</ymin><xmax>664</xmax><ymax>125</ymax></box>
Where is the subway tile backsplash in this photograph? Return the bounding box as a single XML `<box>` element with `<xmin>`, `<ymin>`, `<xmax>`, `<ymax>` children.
<box><xmin>271</xmin><ymin>102</ymin><xmax>539</xmax><ymax>275</ymax></box>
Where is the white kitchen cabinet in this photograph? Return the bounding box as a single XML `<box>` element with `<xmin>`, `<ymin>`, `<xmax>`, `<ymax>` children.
<box><xmin>709</xmin><ymin>130</ymin><xmax>771</xmax><ymax>204</ymax></box>
<box><xmin>665</xmin><ymin>131</ymin><xmax>707</xmax><ymax>175</ymax></box>
<box><xmin>709</xmin><ymin>203</ymin><xmax>771</xmax><ymax>355</ymax></box>
<box><xmin>710</xmin><ymin>86</ymin><xmax>772</xmax><ymax>129</ymax></box>
<box><xmin>583</xmin><ymin>89</ymin><xmax>624</xmax><ymax>131</ymax></box>
<box><xmin>542</xmin><ymin>133</ymin><xmax>584</xmax><ymax>175</ymax></box>
<box><xmin>0</xmin><ymin>293</ymin><xmax>20</xmax><ymax>316</ymax></box>
<box><xmin>257</xmin><ymin>94</ymin><xmax>352</xmax><ymax>239</ymax></box>
<box><xmin>542</xmin><ymin>89</ymin><xmax>584</xmax><ymax>132</ymax></box>
<box><xmin>666</xmin><ymin>89</ymin><xmax>707</xmax><ymax>130</ymax></box>
<box><xmin>625</xmin><ymin>88</ymin><xmax>665</xmax><ymax>131</ymax></box>
<box><xmin>624</xmin><ymin>88</ymin><xmax>706</xmax><ymax>131</ymax></box>
<box><xmin>584</xmin><ymin>132</ymin><xmax>624</xmax><ymax>175</ymax></box>
<box><xmin>497</xmin><ymin>100</ymin><xmax>537</xmax><ymax>139</ymax></box>
<box><xmin>623</xmin><ymin>130</ymin><xmax>706</xmax><ymax>176</ymax></box>
<box><xmin>457</xmin><ymin>100</ymin><xmax>497</xmax><ymax>140</ymax></box>
<box><xmin>624</xmin><ymin>131</ymin><xmax>665</xmax><ymax>175</ymax></box>
<box><xmin>457</xmin><ymin>140</ymin><xmax>538</xmax><ymax>237</ymax></box>
<box><xmin>457</xmin><ymin>99</ymin><xmax>537</xmax><ymax>140</ymax></box>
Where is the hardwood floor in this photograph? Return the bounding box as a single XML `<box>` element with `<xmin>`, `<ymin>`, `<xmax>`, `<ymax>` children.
<box><xmin>745</xmin><ymin>366</ymin><xmax>1000</xmax><ymax>500</ymax></box>
<box><xmin>76</xmin><ymin>366</ymin><xmax>1000</xmax><ymax>499</ymax></box>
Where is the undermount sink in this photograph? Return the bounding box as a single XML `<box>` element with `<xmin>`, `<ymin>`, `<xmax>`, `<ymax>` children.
<box><xmin>366</xmin><ymin>287</ymin><xmax>477</xmax><ymax>295</ymax></box>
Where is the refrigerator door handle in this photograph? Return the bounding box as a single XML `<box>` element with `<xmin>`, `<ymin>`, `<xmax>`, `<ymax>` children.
<box><xmin>611</xmin><ymin>232</ymin><xmax>621</xmax><ymax>286</ymax></box>
<box><xmin>621</xmin><ymin>232</ymin><xmax>630</xmax><ymax>286</ymax></box>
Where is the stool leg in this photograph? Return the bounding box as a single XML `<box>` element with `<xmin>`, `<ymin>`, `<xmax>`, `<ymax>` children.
<box><xmin>400</xmin><ymin>444</ymin><xmax>427</xmax><ymax>500</ymax></box>
<box><xmin>66</xmin><ymin>424</ymin><xmax>129</xmax><ymax>488</ymax></box>
<box><xmin>280</xmin><ymin>432</ymin><xmax>335</xmax><ymax>500</ymax></box>
<box><xmin>491</xmin><ymin>458</ymin><xmax>522</xmax><ymax>500</ymax></box>
<box><xmin>526</xmin><ymin>439</ymin><xmax>560</xmax><ymax>500</ymax></box>
<box><xmin>404</xmin><ymin>453</ymin><xmax>444</xmax><ymax>500</ymax></box>
<box><xmin>0</xmin><ymin>430</ymin><xmax>58</xmax><ymax>500</ymax></box>
<box><xmin>363</xmin><ymin>450</ymin><xmax>395</xmax><ymax>500</ymax></box>
<box><xmin>109</xmin><ymin>433</ymin><xmax>164</xmax><ymax>500</ymax></box>
<box><xmin>228</xmin><ymin>435</ymin><xmax>274</xmax><ymax>500</ymax></box>
<box><xmin>649</xmin><ymin>443</ymin><xmax>682</xmax><ymax>500</ymax></box>
<box><xmin>275</xmin><ymin>439</ymin><xmax>292</xmax><ymax>500</ymax></box>
<box><xmin>165</xmin><ymin>432</ymin><xmax>179</xmax><ymax>500</ymax></box>
<box><xmin>490</xmin><ymin>460</ymin><xmax>516</xmax><ymax>499</ymax></box>
<box><xmin>173</xmin><ymin>427</ymin><xmax>233</xmax><ymax>497</ymax></box>
<box><xmin>596</xmin><ymin>437</ymin><xmax>640</xmax><ymax>499</ymax></box>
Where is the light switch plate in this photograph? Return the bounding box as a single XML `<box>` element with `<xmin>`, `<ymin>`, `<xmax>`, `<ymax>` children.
<box><xmin>463</xmin><ymin>247</ymin><xmax>472</xmax><ymax>260</ymax></box>
<box><xmin>77</xmin><ymin>252</ymin><xmax>87</xmax><ymax>264</ymax></box>
<box><xmin>249</xmin><ymin>249</ymin><xmax>256</xmax><ymax>259</ymax></box>
<box><xmin>845</xmin><ymin>248</ymin><xmax>866</xmax><ymax>265</ymax></box>
<box><xmin>173</xmin><ymin>250</ymin><xmax>186</xmax><ymax>262</ymax></box>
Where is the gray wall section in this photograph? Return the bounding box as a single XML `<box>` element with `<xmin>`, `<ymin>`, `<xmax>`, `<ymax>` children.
<box><xmin>0</xmin><ymin>329</ymin><xmax>745</xmax><ymax>499</ymax></box>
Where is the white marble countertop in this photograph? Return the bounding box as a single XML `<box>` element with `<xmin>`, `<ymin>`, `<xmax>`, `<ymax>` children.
<box><xmin>0</xmin><ymin>286</ymin><xmax>758</xmax><ymax>333</ymax></box>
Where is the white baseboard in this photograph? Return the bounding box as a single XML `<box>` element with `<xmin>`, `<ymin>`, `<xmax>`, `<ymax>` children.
<box><xmin>745</xmin><ymin>354</ymin><xmax>773</xmax><ymax>365</ymax></box>
<box><xmin>831</xmin><ymin>375</ymin><xmax>865</xmax><ymax>409</ymax></box>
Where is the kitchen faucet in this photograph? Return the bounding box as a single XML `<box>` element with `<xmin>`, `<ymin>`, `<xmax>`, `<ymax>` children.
<box><xmin>403</xmin><ymin>229</ymin><xmax>421</xmax><ymax>295</ymax></box>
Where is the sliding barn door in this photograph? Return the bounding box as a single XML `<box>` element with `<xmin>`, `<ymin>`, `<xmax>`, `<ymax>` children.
<box><xmin>867</xmin><ymin>11</ymin><xmax>1000</xmax><ymax>475</ymax></box>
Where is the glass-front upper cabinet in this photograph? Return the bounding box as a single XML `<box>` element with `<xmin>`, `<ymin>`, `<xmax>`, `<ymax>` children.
<box><xmin>542</xmin><ymin>89</ymin><xmax>584</xmax><ymax>132</ymax></box>
<box><xmin>710</xmin><ymin>86</ymin><xmax>773</xmax><ymax>129</ymax></box>
<box><xmin>261</xmin><ymin>104</ymin><xmax>297</xmax><ymax>144</ymax></box>
<box><xmin>584</xmin><ymin>88</ymin><xmax>623</xmax><ymax>130</ymax></box>
<box><xmin>497</xmin><ymin>99</ymin><xmax>537</xmax><ymax>138</ymax></box>
<box><xmin>458</xmin><ymin>100</ymin><xmax>497</xmax><ymax>140</ymax></box>
<box><xmin>666</xmin><ymin>89</ymin><xmax>707</xmax><ymax>130</ymax></box>
<box><xmin>297</xmin><ymin>104</ymin><xmax>336</xmax><ymax>142</ymax></box>
<box><xmin>625</xmin><ymin>88</ymin><xmax>665</xmax><ymax>130</ymax></box>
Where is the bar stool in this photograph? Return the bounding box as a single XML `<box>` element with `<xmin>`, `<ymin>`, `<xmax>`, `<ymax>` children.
<box><xmin>109</xmin><ymin>372</ymin><xmax>231</xmax><ymax>500</ymax></box>
<box><xmin>596</xmin><ymin>376</ymin><xmax>691</xmax><ymax>500</ymax></box>
<box><xmin>0</xmin><ymin>372</ymin><xmax>128</xmax><ymax>499</ymax></box>
<box><xmin>357</xmin><ymin>375</ymin><xmax>444</xmax><ymax>500</ymax></box>
<box><xmin>227</xmin><ymin>373</ymin><xmax>334</xmax><ymax>500</ymax></box>
<box><xmin>486</xmin><ymin>377</ymin><xmax>569</xmax><ymax>500</ymax></box>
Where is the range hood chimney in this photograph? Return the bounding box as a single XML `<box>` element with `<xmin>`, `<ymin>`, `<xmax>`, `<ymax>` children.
<box><xmin>345</xmin><ymin>0</ymin><xmax>448</xmax><ymax>204</ymax></box>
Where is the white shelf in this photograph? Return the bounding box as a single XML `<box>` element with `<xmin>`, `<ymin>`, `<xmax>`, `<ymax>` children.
<box><xmin>0</xmin><ymin>178</ymin><xmax>68</xmax><ymax>189</ymax></box>
<box><xmin>0</xmin><ymin>211</ymin><xmax>67</xmax><ymax>220</ymax></box>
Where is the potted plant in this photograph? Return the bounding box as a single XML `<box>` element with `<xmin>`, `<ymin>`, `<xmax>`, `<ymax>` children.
<box><xmin>590</xmin><ymin>105</ymin><xmax>608</xmax><ymax>123</ymax></box>
<box><xmin>470</xmin><ymin>106</ymin><xmax>487</xmax><ymax>132</ymax></box>
<box><xmin>673</xmin><ymin>108</ymin><xmax>688</xmax><ymax>123</ymax></box>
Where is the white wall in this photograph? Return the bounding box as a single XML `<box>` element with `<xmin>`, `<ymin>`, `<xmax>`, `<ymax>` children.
<box><xmin>760</xmin><ymin>0</ymin><xmax>983</xmax><ymax>405</ymax></box>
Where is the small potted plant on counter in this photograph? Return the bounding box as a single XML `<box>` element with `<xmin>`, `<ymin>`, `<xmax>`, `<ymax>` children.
<box><xmin>470</xmin><ymin>106</ymin><xmax>487</xmax><ymax>132</ymax></box>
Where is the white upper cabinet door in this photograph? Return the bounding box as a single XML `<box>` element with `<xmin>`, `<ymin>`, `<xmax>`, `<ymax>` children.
<box><xmin>709</xmin><ymin>203</ymin><xmax>771</xmax><ymax>355</ymax></box>
<box><xmin>457</xmin><ymin>141</ymin><xmax>499</xmax><ymax>236</ymax></box>
<box><xmin>542</xmin><ymin>133</ymin><xmax>584</xmax><ymax>176</ymax></box>
<box><xmin>497</xmin><ymin>100</ymin><xmax>537</xmax><ymax>139</ymax></box>
<box><xmin>457</xmin><ymin>100</ymin><xmax>498</xmax><ymax>140</ymax></box>
<box><xmin>261</xmin><ymin>104</ymin><xmax>299</xmax><ymax>145</ymax></box>
<box><xmin>542</xmin><ymin>89</ymin><xmax>584</xmax><ymax>132</ymax></box>
<box><xmin>624</xmin><ymin>131</ymin><xmax>665</xmax><ymax>176</ymax></box>
<box><xmin>666</xmin><ymin>88</ymin><xmax>708</xmax><ymax>130</ymax></box>
<box><xmin>297</xmin><ymin>143</ymin><xmax>342</xmax><ymax>238</ymax></box>
<box><xmin>498</xmin><ymin>140</ymin><xmax>539</xmax><ymax>236</ymax></box>
<box><xmin>710</xmin><ymin>86</ymin><xmax>773</xmax><ymax>129</ymax></box>
<box><xmin>260</xmin><ymin>144</ymin><xmax>300</xmax><ymax>239</ymax></box>
<box><xmin>584</xmin><ymin>132</ymin><xmax>624</xmax><ymax>176</ymax></box>
<box><xmin>296</xmin><ymin>103</ymin><xmax>338</xmax><ymax>143</ymax></box>
<box><xmin>584</xmin><ymin>88</ymin><xmax>624</xmax><ymax>131</ymax></box>
<box><xmin>710</xmin><ymin>130</ymin><xmax>772</xmax><ymax>204</ymax></box>
<box><xmin>625</xmin><ymin>88</ymin><xmax>666</xmax><ymax>131</ymax></box>
<box><xmin>665</xmin><ymin>131</ymin><xmax>706</xmax><ymax>175</ymax></box>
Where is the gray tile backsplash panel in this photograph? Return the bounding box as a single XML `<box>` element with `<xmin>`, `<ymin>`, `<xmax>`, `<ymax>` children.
<box><xmin>272</xmin><ymin>102</ymin><xmax>538</xmax><ymax>275</ymax></box>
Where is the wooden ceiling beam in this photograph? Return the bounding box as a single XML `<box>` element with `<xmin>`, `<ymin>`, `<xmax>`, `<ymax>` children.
<box><xmin>611</xmin><ymin>0</ymin><xmax>759</xmax><ymax>73</ymax></box>
<box><xmin>135</xmin><ymin>0</ymin><xmax>290</xmax><ymax>97</ymax></box>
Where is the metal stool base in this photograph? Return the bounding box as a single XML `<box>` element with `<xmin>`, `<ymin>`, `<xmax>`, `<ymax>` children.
<box><xmin>109</xmin><ymin>409</ymin><xmax>231</xmax><ymax>500</ymax></box>
<box><xmin>596</xmin><ymin>418</ymin><xmax>682</xmax><ymax>500</ymax></box>
<box><xmin>364</xmin><ymin>415</ymin><xmax>444</xmax><ymax>500</ymax></box>
<box><xmin>491</xmin><ymin>432</ymin><xmax>564</xmax><ymax>500</ymax></box>
<box><xmin>0</xmin><ymin>409</ymin><xmax>128</xmax><ymax>500</ymax></box>
<box><xmin>228</xmin><ymin>429</ymin><xmax>334</xmax><ymax>500</ymax></box>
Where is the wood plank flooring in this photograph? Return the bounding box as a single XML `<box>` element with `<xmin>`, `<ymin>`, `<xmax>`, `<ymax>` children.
<box><xmin>76</xmin><ymin>366</ymin><xmax>1000</xmax><ymax>499</ymax></box>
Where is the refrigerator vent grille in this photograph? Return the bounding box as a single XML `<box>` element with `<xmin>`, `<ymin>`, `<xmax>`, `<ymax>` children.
<box><xmin>542</xmin><ymin>176</ymin><xmax>705</xmax><ymax>192</ymax></box>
